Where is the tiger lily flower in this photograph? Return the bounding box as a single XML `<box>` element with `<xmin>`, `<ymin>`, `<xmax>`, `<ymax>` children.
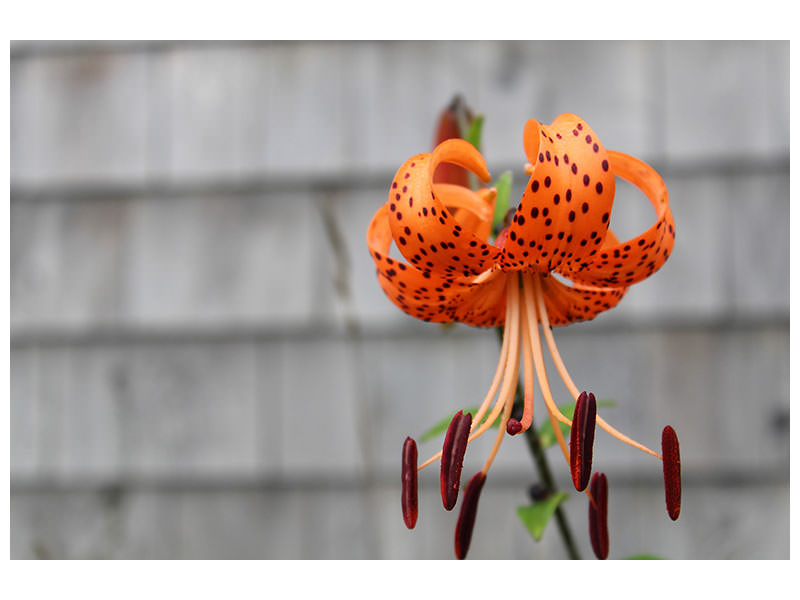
<box><xmin>367</xmin><ymin>113</ymin><xmax>681</xmax><ymax>559</ymax></box>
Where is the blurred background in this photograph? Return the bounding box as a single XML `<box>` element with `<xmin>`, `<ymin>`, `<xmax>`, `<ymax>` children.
<box><xmin>10</xmin><ymin>40</ymin><xmax>788</xmax><ymax>559</ymax></box>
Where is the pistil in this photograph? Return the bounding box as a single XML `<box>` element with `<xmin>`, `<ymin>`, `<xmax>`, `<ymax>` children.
<box><xmin>507</xmin><ymin>295</ymin><xmax>535</xmax><ymax>435</ymax></box>
<box><xmin>521</xmin><ymin>273</ymin><xmax>572</xmax><ymax>466</ymax></box>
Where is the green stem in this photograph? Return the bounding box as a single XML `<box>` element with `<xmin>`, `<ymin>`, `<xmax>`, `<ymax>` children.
<box><xmin>497</xmin><ymin>327</ymin><xmax>581</xmax><ymax>560</ymax></box>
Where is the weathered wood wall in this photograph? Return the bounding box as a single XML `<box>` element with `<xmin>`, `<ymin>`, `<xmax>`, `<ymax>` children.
<box><xmin>10</xmin><ymin>41</ymin><xmax>789</xmax><ymax>559</ymax></box>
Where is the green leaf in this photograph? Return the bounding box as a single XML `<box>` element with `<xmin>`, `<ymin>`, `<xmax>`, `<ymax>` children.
<box><xmin>537</xmin><ymin>399</ymin><xmax>616</xmax><ymax>449</ymax></box>
<box><xmin>419</xmin><ymin>406</ymin><xmax>501</xmax><ymax>443</ymax></box>
<box><xmin>623</xmin><ymin>554</ymin><xmax>666</xmax><ymax>560</ymax></box>
<box><xmin>464</xmin><ymin>115</ymin><xmax>484</xmax><ymax>151</ymax></box>
<box><xmin>516</xmin><ymin>492</ymin><xmax>568</xmax><ymax>541</ymax></box>
<box><xmin>491</xmin><ymin>171</ymin><xmax>513</xmax><ymax>231</ymax></box>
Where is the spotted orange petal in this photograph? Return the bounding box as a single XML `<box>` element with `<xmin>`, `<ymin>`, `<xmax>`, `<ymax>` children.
<box><xmin>539</xmin><ymin>228</ymin><xmax>628</xmax><ymax>325</ymax></box>
<box><xmin>556</xmin><ymin>151</ymin><xmax>675</xmax><ymax>287</ymax></box>
<box><xmin>433</xmin><ymin>183</ymin><xmax>494</xmax><ymax>224</ymax></box>
<box><xmin>369</xmin><ymin>201</ymin><xmax>505</xmax><ymax>325</ymax></box>
<box><xmin>448</xmin><ymin>272</ymin><xmax>507</xmax><ymax>327</ymax></box>
<box><xmin>368</xmin><ymin>204</ymin><xmax>472</xmax><ymax>322</ymax></box>
<box><xmin>433</xmin><ymin>184</ymin><xmax>496</xmax><ymax>252</ymax></box>
<box><xmin>539</xmin><ymin>275</ymin><xmax>628</xmax><ymax>326</ymax></box>
<box><xmin>373</xmin><ymin>266</ymin><xmax>506</xmax><ymax>326</ymax></box>
<box><xmin>373</xmin><ymin>259</ymin><xmax>507</xmax><ymax>327</ymax></box>
<box><xmin>387</xmin><ymin>140</ymin><xmax>497</xmax><ymax>279</ymax></box>
<box><xmin>500</xmin><ymin>114</ymin><xmax>615</xmax><ymax>273</ymax></box>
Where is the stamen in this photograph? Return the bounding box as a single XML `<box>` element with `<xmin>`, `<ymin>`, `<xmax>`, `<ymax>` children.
<box><xmin>417</xmin><ymin>276</ymin><xmax>516</xmax><ymax>472</ymax></box>
<box><xmin>570</xmin><ymin>391</ymin><xmax>597</xmax><ymax>491</ymax></box>
<box><xmin>440</xmin><ymin>410</ymin><xmax>472</xmax><ymax>511</ymax></box>
<box><xmin>454</xmin><ymin>472</ymin><xmax>487</xmax><ymax>560</ymax></box>
<box><xmin>661</xmin><ymin>425</ymin><xmax>682</xmax><ymax>520</ymax></box>
<box><xmin>467</xmin><ymin>277</ymin><xmax>521</xmax><ymax>443</ymax></box>
<box><xmin>402</xmin><ymin>437</ymin><xmax>419</xmax><ymax>529</ymax></box>
<box><xmin>533</xmin><ymin>275</ymin><xmax>661</xmax><ymax>460</ymax></box>
<box><xmin>588</xmin><ymin>472</ymin><xmax>609</xmax><ymax>560</ymax></box>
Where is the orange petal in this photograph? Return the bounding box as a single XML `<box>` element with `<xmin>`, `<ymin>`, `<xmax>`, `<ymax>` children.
<box><xmin>387</xmin><ymin>140</ymin><xmax>498</xmax><ymax>279</ymax></box>
<box><xmin>374</xmin><ymin>261</ymin><xmax>506</xmax><ymax>326</ymax></box>
<box><xmin>368</xmin><ymin>202</ymin><xmax>474</xmax><ymax>298</ymax></box>
<box><xmin>375</xmin><ymin>261</ymin><xmax>507</xmax><ymax>327</ymax></box>
<box><xmin>556</xmin><ymin>150</ymin><xmax>675</xmax><ymax>287</ymax></box>
<box><xmin>368</xmin><ymin>203</ymin><xmax>485</xmax><ymax>323</ymax></box>
<box><xmin>375</xmin><ymin>272</ymin><xmax>459</xmax><ymax>323</ymax></box>
<box><xmin>538</xmin><ymin>273</ymin><xmax>628</xmax><ymax>326</ymax></box>
<box><xmin>449</xmin><ymin>271</ymin><xmax>508</xmax><ymax>327</ymax></box>
<box><xmin>474</xmin><ymin>188</ymin><xmax>498</xmax><ymax>242</ymax></box>
<box><xmin>433</xmin><ymin>183</ymin><xmax>494</xmax><ymax>223</ymax></box>
<box><xmin>501</xmin><ymin>114</ymin><xmax>615</xmax><ymax>273</ymax></box>
<box><xmin>434</xmin><ymin>183</ymin><xmax>496</xmax><ymax>250</ymax></box>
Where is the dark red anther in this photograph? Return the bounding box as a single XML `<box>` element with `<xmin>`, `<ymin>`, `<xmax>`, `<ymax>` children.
<box><xmin>661</xmin><ymin>425</ymin><xmax>682</xmax><ymax>521</ymax></box>
<box><xmin>440</xmin><ymin>411</ymin><xmax>473</xmax><ymax>511</ymax></box>
<box><xmin>588</xmin><ymin>471</ymin><xmax>609</xmax><ymax>560</ymax></box>
<box><xmin>569</xmin><ymin>391</ymin><xmax>597</xmax><ymax>491</ymax></box>
<box><xmin>454</xmin><ymin>471</ymin><xmax>486</xmax><ymax>560</ymax></box>
<box><xmin>401</xmin><ymin>437</ymin><xmax>419</xmax><ymax>529</ymax></box>
<box><xmin>506</xmin><ymin>418</ymin><xmax>522</xmax><ymax>436</ymax></box>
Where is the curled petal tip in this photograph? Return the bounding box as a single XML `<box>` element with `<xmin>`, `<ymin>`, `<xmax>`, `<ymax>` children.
<box><xmin>588</xmin><ymin>472</ymin><xmax>609</xmax><ymax>560</ymax></box>
<box><xmin>440</xmin><ymin>411</ymin><xmax>472</xmax><ymax>511</ymax></box>
<box><xmin>401</xmin><ymin>437</ymin><xmax>419</xmax><ymax>529</ymax></box>
<box><xmin>432</xmin><ymin>138</ymin><xmax>491</xmax><ymax>184</ymax></box>
<box><xmin>570</xmin><ymin>391</ymin><xmax>597</xmax><ymax>491</ymax></box>
<box><xmin>522</xmin><ymin>118</ymin><xmax>542</xmax><ymax>165</ymax></box>
<box><xmin>661</xmin><ymin>426</ymin><xmax>682</xmax><ymax>521</ymax></box>
<box><xmin>454</xmin><ymin>472</ymin><xmax>486</xmax><ymax>560</ymax></box>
